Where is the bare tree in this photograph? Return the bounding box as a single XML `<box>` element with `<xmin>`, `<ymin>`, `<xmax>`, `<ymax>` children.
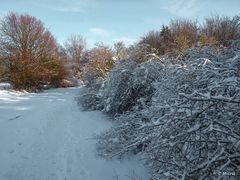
<box><xmin>64</xmin><ymin>34</ymin><xmax>86</xmax><ymax>79</ymax></box>
<box><xmin>114</xmin><ymin>41</ymin><xmax>128</xmax><ymax>61</ymax></box>
<box><xmin>64</xmin><ymin>34</ymin><xmax>86</xmax><ymax>64</ymax></box>
<box><xmin>89</xmin><ymin>43</ymin><xmax>113</xmax><ymax>77</ymax></box>
<box><xmin>139</xmin><ymin>30</ymin><xmax>162</xmax><ymax>54</ymax></box>
<box><xmin>0</xmin><ymin>12</ymin><xmax>65</xmax><ymax>89</ymax></box>
<box><xmin>201</xmin><ymin>15</ymin><xmax>240</xmax><ymax>46</ymax></box>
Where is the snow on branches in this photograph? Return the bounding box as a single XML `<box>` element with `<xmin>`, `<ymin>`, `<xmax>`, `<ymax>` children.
<box><xmin>79</xmin><ymin>44</ymin><xmax>240</xmax><ymax>179</ymax></box>
<box><xmin>101</xmin><ymin>60</ymin><xmax>163</xmax><ymax>114</ymax></box>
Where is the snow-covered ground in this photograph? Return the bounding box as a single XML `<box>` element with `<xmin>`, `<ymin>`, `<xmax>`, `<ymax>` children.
<box><xmin>0</xmin><ymin>83</ymin><xmax>12</xmax><ymax>90</ymax></box>
<box><xmin>0</xmin><ymin>88</ymin><xmax>148</xmax><ymax>180</ymax></box>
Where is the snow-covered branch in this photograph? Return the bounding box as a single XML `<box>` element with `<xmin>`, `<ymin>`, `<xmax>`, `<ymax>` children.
<box><xmin>79</xmin><ymin>43</ymin><xmax>240</xmax><ymax>179</ymax></box>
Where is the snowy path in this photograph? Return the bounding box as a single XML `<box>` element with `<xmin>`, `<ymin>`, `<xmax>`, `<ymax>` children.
<box><xmin>0</xmin><ymin>88</ymin><xmax>148</xmax><ymax>180</ymax></box>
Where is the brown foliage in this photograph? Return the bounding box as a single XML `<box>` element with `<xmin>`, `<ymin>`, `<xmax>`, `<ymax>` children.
<box><xmin>82</xmin><ymin>43</ymin><xmax>113</xmax><ymax>83</ymax></box>
<box><xmin>139</xmin><ymin>26</ymin><xmax>174</xmax><ymax>56</ymax></box>
<box><xmin>0</xmin><ymin>12</ymin><xmax>66</xmax><ymax>89</ymax></box>
<box><xmin>139</xmin><ymin>30</ymin><xmax>162</xmax><ymax>54</ymax></box>
<box><xmin>139</xmin><ymin>19</ymin><xmax>199</xmax><ymax>58</ymax></box>
<box><xmin>170</xmin><ymin>18</ymin><xmax>198</xmax><ymax>54</ymax></box>
<box><xmin>88</xmin><ymin>43</ymin><xmax>113</xmax><ymax>77</ymax></box>
<box><xmin>201</xmin><ymin>15</ymin><xmax>240</xmax><ymax>46</ymax></box>
<box><xmin>199</xmin><ymin>34</ymin><xmax>219</xmax><ymax>47</ymax></box>
<box><xmin>137</xmin><ymin>15</ymin><xmax>239</xmax><ymax>59</ymax></box>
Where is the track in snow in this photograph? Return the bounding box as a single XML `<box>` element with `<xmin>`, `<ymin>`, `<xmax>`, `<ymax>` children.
<box><xmin>0</xmin><ymin>88</ymin><xmax>148</xmax><ymax>180</ymax></box>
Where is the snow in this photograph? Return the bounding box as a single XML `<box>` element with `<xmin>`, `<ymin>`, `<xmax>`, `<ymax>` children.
<box><xmin>0</xmin><ymin>87</ymin><xmax>148</xmax><ymax>180</ymax></box>
<box><xmin>0</xmin><ymin>83</ymin><xmax>12</xmax><ymax>90</ymax></box>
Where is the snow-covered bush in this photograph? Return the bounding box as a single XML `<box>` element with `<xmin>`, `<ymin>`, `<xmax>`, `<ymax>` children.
<box><xmin>0</xmin><ymin>83</ymin><xmax>12</xmax><ymax>90</ymax></box>
<box><xmin>96</xmin><ymin>46</ymin><xmax>240</xmax><ymax>179</ymax></box>
<box><xmin>147</xmin><ymin>55</ymin><xmax>240</xmax><ymax>179</ymax></box>
<box><xmin>101</xmin><ymin>60</ymin><xmax>163</xmax><ymax>115</ymax></box>
<box><xmin>79</xmin><ymin>59</ymin><xmax>163</xmax><ymax>114</ymax></box>
<box><xmin>77</xmin><ymin>78</ymin><xmax>104</xmax><ymax>110</ymax></box>
<box><xmin>128</xmin><ymin>43</ymin><xmax>160</xmax><ymax>63</ymax></box>
<box><xmin>100</xmin><ymin>60</ymin><xmax>137</xmax><ymax>114</ymax></box>
<box><xmin>229</xmin><ymin>40</ymin><xmax>240</xmax><ymax>51</ymax></box>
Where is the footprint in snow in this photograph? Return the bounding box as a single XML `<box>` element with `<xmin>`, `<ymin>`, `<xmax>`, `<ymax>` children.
<box><xmin>8</xmin><ymin>115</ymin><xmax>21</xmax><ymax>121</ymax></box>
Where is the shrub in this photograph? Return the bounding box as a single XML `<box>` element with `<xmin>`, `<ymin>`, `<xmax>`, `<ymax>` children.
<box><xmin>199</xmin><ymin>34</ymin><xmax>219</xmax><ymax>47</ymax></box>
<box><xmin>170</xmin><ymin>18</ymin><xmax>198</xmax><ymax>55</ymax></box>
<box><xmin>128</xmin><ymin>43</ymin><xmax>159</xmax><ymax>63</ymax></box>
<box><xmin>139</xmin><ymin>26</ymin><xmax>173</xmax><ymax>56</ymax></box>
<box><xmin>96</xmin><ymin>45</ymin><xmax>240</xmax><ymax>179</ymax></box>
<box><xmin>77</xmin><ymin>78</ymin><xmax>104</xmax><ymax>110</ymax></box>
<box><xmin>139</xmin><ymin>30</ymin><xmax>162</xmax><ymax>54</ymax></box>
<box><xmin>102</xmin><ymin>60</ymin><xmax>163</xmax><ymax>115</ymax></box>
<box><xmin>81</xmin><ymin>43</ymin><xmax>114</xmax><ymax>84</ymax></box>
<box><xmin>201</xmin><ymin>15</ymin><xmax>240</xmax><ymax>46</ymax></box>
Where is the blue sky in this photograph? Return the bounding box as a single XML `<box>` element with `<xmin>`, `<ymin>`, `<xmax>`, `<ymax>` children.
<box><xmin>0</xmin><ymin>0</ymin><xmax>239</xmax><ymax>48</ymax></box>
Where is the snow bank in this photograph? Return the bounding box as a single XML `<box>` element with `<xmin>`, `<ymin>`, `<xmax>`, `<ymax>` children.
<box><xmin>0</xmin><ymin>83</ymin><xmax>31</xmax><ymax>103</ymax></box>
<box><xmin>0</xmin><ymin>89</ymin><xmax>31</xmax><ymax>104</ymax></box>
<box><xmin>0</xmin><ymin>83</ymin><xmax>12</xmax><ymax>90</ymax></box>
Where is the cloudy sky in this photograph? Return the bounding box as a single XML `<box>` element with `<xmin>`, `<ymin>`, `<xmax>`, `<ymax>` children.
<box><xmin>0</xmin><ymin>0</ymin><xmax>239</xmax><ymax>48</ymax></box>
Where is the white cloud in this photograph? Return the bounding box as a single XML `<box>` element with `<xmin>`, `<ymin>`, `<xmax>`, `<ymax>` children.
<box><xmin>161</xmin><ymin>0</ymin><xmax>204</xmax><ymax>17</ymax></box>
<box><xmin>88</xmin><ymin>28</ymin><xmax>110</xmax><ymax>36</ymax></box>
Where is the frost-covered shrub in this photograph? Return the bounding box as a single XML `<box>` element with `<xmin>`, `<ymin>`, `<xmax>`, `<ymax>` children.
<box><xmin>146</xmin><ymin>55</ymin><xmax>240</xmax><ymax>179</ymax></box>
<box><xmin>77</xmin><ymin>78</ymin><xmax>104</xmax><ymax>110</ymax></box>
<box><xmin>97</xmin><ymin>47</ymin><xmax>240</xmax><ymax>179</ymax></box>
<box><xmin>100</xmin><ymin>60</ymin><xmax>136</xmax><ymax>114</ymax></box>
<box><xmin>229</xmin><ymin>40</ymin><xmax>240</xmax><ymax>51</ymax></box>
<box><xmin>128</xmin><ymin>43</ymin><xmax>159</xmax><ymax>63</ymax></box>
<box><xmin>183</xmin><ymin>47</ymin><xmax>219</xmax><ymax>62</ymax></box>
<box><xmin>79</xmin><ymin>58</ymin><xmax>163</xmax><ymax>114</ymax></box>
<box><xmin>201</xmin><ymin>15</ymin><xmax>240</xmax><ymax>46</ymax></box>
<box><xmin>101</xmin><ymin>60</ymin><xmax>163</xmax><ymax>115</ymax></box>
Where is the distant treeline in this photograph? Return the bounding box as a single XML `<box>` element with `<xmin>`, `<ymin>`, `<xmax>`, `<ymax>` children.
<box><xmin>139</xmin><ymin>15</ymin><xmax>240</xmax><ymax>57</ymax></box>
<box><xmin>0</xmin><ymin>12</ymin><xmax>239</xmax><ymax>90</ymax></box>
